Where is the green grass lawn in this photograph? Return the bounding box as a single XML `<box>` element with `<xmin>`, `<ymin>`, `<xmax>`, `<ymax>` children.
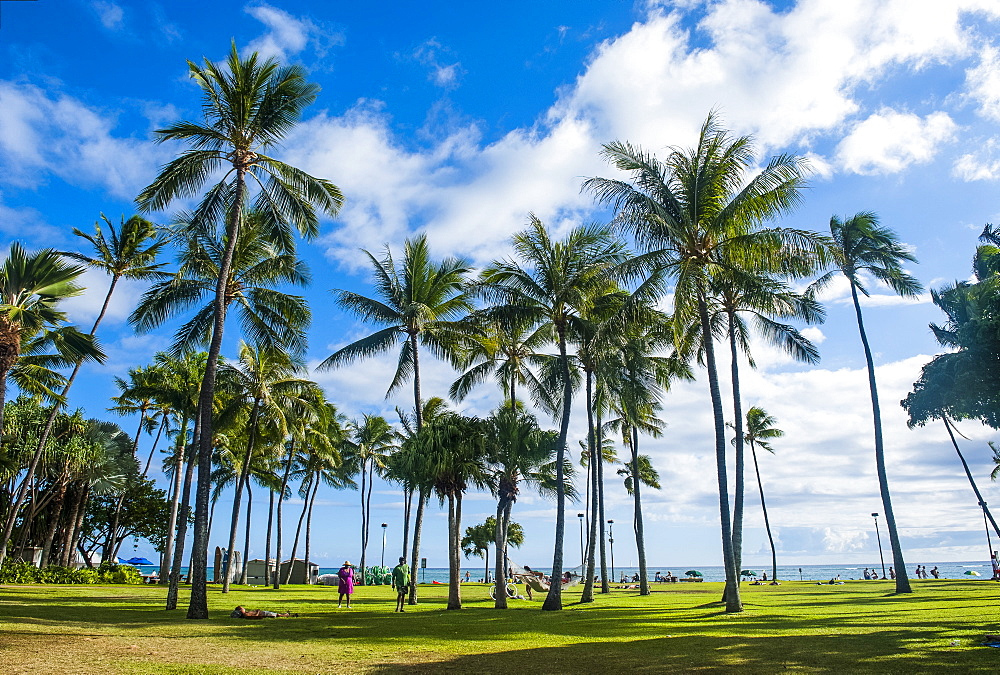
<box><xmin>1</xmin><ymin>579</ymin><xmax>998</xmax><ymax>673</ymax></box>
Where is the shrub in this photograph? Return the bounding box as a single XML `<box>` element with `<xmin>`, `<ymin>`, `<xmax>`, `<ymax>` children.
<box><xmin>0</xmin><ymin>559</ymin><xmax>142</xmax><ymax>584</ymax></box>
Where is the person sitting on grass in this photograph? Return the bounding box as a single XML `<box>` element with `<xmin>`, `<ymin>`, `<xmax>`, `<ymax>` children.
<box><xmin>392</xmin><ymin>556</ymin><xmax>410</xmax><ymax>613</ymax></box>
<box><xmin>231</xmin><ymin>606</ymin><xmax>297</xmax><ymax>619</ymax></box>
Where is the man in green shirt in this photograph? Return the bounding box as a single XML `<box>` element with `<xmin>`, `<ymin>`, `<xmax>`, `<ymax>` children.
<box><xmin>391</xmin><ymin>557</ymin><xmax>410</xmax><ymax>612</ymax></box>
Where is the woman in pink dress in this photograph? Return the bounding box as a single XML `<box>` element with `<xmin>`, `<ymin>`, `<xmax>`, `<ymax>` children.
<box><xmin>338</xmin><ymin>561</ymin><xmax>355</xmax><ymax>608</ymax></box>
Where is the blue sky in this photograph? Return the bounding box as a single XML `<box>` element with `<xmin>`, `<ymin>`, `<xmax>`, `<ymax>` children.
<box><xmin>3</xmin><ymin>0</ymin><xmax>1000</xmax><ymax>571</ymax></box>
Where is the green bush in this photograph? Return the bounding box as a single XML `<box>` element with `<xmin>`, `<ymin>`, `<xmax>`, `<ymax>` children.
<box><xmin>0</xmin><ymin>559</ymin><xmax>142</xmax><ymax>584</ymax></box>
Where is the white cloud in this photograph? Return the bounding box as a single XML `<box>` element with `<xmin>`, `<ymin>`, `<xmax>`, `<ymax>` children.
<box><xmin>0</xmin><ymin>82</ymin><xmax>167</xmax><ymax>200</ymax></box>
<box><xmin>954</xmin><ymin>137</ymin><xmax>1000</xmax><ymax>180</ymax></box>
<box><xmin>835</xmin><ymin>109</ymin><xmax>957</xmax><ymax>175</ymax></box>
<box><xmin>412</xmin><ymin>39</ymin><xmax>464</xmax><ymax>89</ymax></box>
<box><xmin>244</xmin><ymin>3</ymin><xmax>343</xmax><ymax>62</ymax></box>
<box><xmin>91</xmin><ymin>1</ymin><xmax>124</xmax><ymax>30</ymax></box>
<box><xmin>966</xmin><ymin>43</ymin><xmax>1000</xmax><ymax>122</ymax></box>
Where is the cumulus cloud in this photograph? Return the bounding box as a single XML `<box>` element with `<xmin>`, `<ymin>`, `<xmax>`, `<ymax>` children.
<box><xmin>954</xmin><ymin>137</ymin><xmax>1000</xmax><ymax>180</ymax></box>
<box><xmin>966</xmin><ymin>43</ymin><xmax>1000</xmax><ymax>122</ymax></box>
<box><xmin>835</xmin><ymin>109</ymin><xmax>957</xmax><ymax>175</ymax></box>
<box><xmin>244</xmin><ymin>2</ymin><xmax>344</xmax><ymax>61</ymax></box>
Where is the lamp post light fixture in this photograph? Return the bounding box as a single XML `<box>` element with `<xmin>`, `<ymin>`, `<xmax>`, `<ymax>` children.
<box><xmin>608</xmin><ymin>519</ymin><xmax>615</xmax><ymax>583</ymax></box>
<box><xmin>578</xmin><ymin>513</ymin><xmax>585</xmax><ymax>569</ymax></box>
<box><xmin>381</xmin><ymin>523</ymin><xmax>388</xmax><ymax>568</ymax></box>
<box><xmin>871</xmin><ymin>512</ymin><xmax>886</xmax><ymax>579</ymax></box>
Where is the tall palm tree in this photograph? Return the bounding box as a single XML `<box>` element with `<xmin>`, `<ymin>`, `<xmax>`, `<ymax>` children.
<box><xmin>480</xmin><ymin>216</ymin><xmax>628</xmax><ymax>611</ymax></box>
<box><xmin>740</xmin><ymin>406</ymin><xmax>783</xmax><ymax>583</ymax></box>
<box><xmin>483</xmin><ymin>405</ymin><xmax>560</xmax><ymax>608</ymax></box>
<box><xmin>0</xmin><ymin>243</ymin><xmax>104</xmax><ymax>569</ymax></box>
<box><xmin>322</xmin><ymin>235</ymin><xmax>472</xmax><ymax>602</ymax></box>
<box><xmin>135</xmin><ymin>44</ymin><xmax>342</xmax><ymax>619</ymax></box>
<box><xmin>345</xmin><ymin>414</ymin><xmax>398</xmax><ymax>583</ymax></box>
<box><xmin>815</xmin><ymin>211</ymin><xmax>922</xmax><ymax>594</ymax></box>
<box><xmin>710</xmin><ymin>268</ymin><xmax>823</xmax><ymax>599</ymax></box>
<box><xmin>584</xmin><ymin>113</ymin><xmax>816</xmax><ymax>612</ymax></box>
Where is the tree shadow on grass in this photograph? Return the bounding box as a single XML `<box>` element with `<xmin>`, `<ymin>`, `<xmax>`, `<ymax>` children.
<box><xmin>363</xmin><ymin>632</ymin><xmax>997</xmax><ymax>674</ymax></box>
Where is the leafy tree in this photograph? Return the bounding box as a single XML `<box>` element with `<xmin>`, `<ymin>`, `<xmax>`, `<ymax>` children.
<box><xmin>136</xmin><ymin>44</ymin><xmax>341</xmax><ymax>619</ymax></box>
<box><xmin>0</xmin><ymin>244</ymin><xmax>104</xmax><ymax>569</ymax></box>
<box><xmin>816</xmin><ymin>212</ymin><xmax>921</xmax><ymax>594</ymax></box>
<box><xmin>584</xmin><ymin>113</ymin><xmax>816</xmax><ymax>612</ymax></box>
<box><xmin>462</xmin><ymin>515</ymin><xmax>524</xmax><ymax>586</ymax></box>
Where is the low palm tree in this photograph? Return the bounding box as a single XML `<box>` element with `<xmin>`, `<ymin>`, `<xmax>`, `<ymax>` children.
<box><xmin>345</xmin><ymin>414</ymin><xmax>398</xmax><ymax>583</ymax></box>
<box><xmin>740</xmin><ymin>406</ymin><xmax>783</xmax><ymax>583</ymax></box>
<box><xmin>462</xmin><ymin>515</ymin><xmax>524</xmax><ymax>586</ymax></box>
<box><xmin>815</xmin><ymin>212</ymin><xmax>922</xmax><ymax>594</ymax></box>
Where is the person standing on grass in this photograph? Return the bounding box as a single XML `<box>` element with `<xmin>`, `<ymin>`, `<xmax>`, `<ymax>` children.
<box><xmin>338</xmin><ymin>561</ymin><xmax>355</xmax><ymax>608</ymax></box>
<box><xmin>392</xmin><ymin>557</ymin><xmax>410</xmax><ymax>612</ymax></box>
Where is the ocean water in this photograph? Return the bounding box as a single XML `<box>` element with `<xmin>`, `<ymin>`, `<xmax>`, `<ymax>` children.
<box><xmin>142</xmin><ymin>560</ymin><xmax>995</xmax><ymax>584</ymax></box>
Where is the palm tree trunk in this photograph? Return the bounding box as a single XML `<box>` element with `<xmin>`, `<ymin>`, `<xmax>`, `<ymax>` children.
<box><xmin>58</xmin><ymin>483</ymin><xmax>84</xmax><ymax>567</ymax></box>
<box><xmin>223</xmin><ymin>398</ymin><xmax>261</xmax><ymax>593</ymax></box>
<box><xmin>542</xmin><ymin>329</ymin><xmax>572</xmax><ymax>611</ymax></box>
<box><xmin>447</xmin><ymin>493</ymin><xmax>461</xmax><ymax>609</ymax></box>
<box><xmin>39</xmin><ymin>480</ymin><xmax>67</xmax><ymax>567</ymax></box>
<box><xmin>160</xmin><ymin>417</ymin><xmax>189</xmax><ymax>584</ymax></box>
<box><xmin>581</xmin><ymin>370</ymin><xmax>598</xmax><ymax>603</ymax></box>
<box><xmin>750</xmin><ymin>440</ymin><xmax>778</xmax><ymax>582</ymax></box>
<box><xmin>304</xmin><ymin>474</ymin><xmax>319</xmax><ymax>585</ymax></box>
<box><xmin>725</xmin><ymin>319</ymin><xmax>745</xmax><ymax>603</ymax></box>
<box><xmin>264</xmin><ymin>489</ymin><xmax>275</xmax><ymax>586</ymax></box>
<box><xmin>285</xmin><ymin>475</ymin><xmax>311</xmax><ymax>584</ymax></box>
<box><xmin>167</xmin><ymin>425</ymin><xmax>198</xmax><ymax>611</ymax></box>
<box><xmin>0</xmin><ymin>276</ymin><xmax>120</xmax><ymax>569</ymax></box>
<box><xmin>188</xmin><ymin>170</ymin><xmax>247</xmax><ymax>619</ymax></box>
<box><xmin>141</xmin><ymin>417</ymin><xmax>166</xmax><ymax>478</ymax></box>
<box><xmin>494</xmin><ymin>498</ymin><xmax>507</xmax><ymax>608</ymax></box>
<box><xmin>849</xmin><ymin>282</ymin><xmax>911</xmax><ymax>594</ymax></box>
<box><xmin>359</xmin><ymin>458</ymin><xmax>368</xmax><ymax>585</ymax></box>
<box><xmin>597</xmin><ymin>407</ymin><xmax>609</xmax><ymax>594</ymax></box>
<box><xmin>943</xmin><ymin>417</ymin><xmax>1000</xmax><ymax>537</ymax></box>
<box><xmin>698</xmin><ymin>295</ymin><xmax>742</xmax><ymax>612</ymax></box>
<box><xmin>408</xmin><ymin>488</ymin><xmax>426</xmax><ymax>605</ymax></box>
<box><xmin>274</xmin><ymin>438</ymin><xmax>295</xmax><ymax>590</ymax></box>
<box><xmin>632</xmin><ymin>427</ymin><xmax>650</xmax><ymax>595</ymax></box>
<box><xmin>402</xmin><ymin>486</ymin><xmax>412</xmax><ymax>561</ymax></box>
<box><xmin>240</xmin><ymin>482</ymin><xmax>253</xmax><ymax>585</ymax></box>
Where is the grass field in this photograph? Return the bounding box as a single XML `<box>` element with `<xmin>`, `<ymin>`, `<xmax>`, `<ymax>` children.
<box><xmin>1</xmin><ymin>579</ymin><xmax>998</xmax><ymax>673</ymax></box>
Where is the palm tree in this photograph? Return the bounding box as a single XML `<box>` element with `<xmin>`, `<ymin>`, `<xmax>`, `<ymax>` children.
<box><xmin>135</xmin><ymin>44</ymin><xmax>342</xmax><ymax>619</ymax></box>
<box><xmin>321</xmin><ymin>234</ymin><xmax>473</xmax><ymax>427</ymax></box>
<box><xmin>584</xmin><ymin>113</ymin><xmax>816</xmax><ymax>612</ymax></box>
<box><xmin>345</xmin><ymin>414</ymin><xmax>398</xmax><ymax>583</ymax></box>
<box><xmin>710</xmin><ymin>268</ymin><xmax>823</xmax><ymax>598</ymax></box>
<box><xmin>217</xmin><ymin>341</ymin><xmax>319</xmax><ymax>592</ymax></box>
<box><xmin>322</xmin><ymin>235</ymin><xmax>472</xmax><ymax>602</ymax></box>
<box><xmin>479</xmin><ymin>216</ymin><xmax>628</xmax><ymax>611</ymax></box>
<box><xmin>414</xmin><ymin>411</ymin><xmax>488</xmax><ymax>610</ymax></box>
<box><xmin>483</xmin><ymin>405</ymin><xmax>560</xmax><ymax>608</ymax></box>
<box><xmin>0</xmin><ymin>243</ymin><xmax>104</xmax><ymax>569</ymax></box>
<box><xmin>462</xmin><ymin>515</ymin><xmax>524</xmax><ymax>586</ymax></box>
<box><xmin>815</xmin><ymin>211</ymin><xmax>922</xmax><ymax>594</ymax></box>
<box><xmin>740</xmin><ymin>406</ymin><xmax>783</xmax><ymax>583</ymax></box>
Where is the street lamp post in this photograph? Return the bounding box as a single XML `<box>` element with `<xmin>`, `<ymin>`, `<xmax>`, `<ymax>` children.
<box><xmin>381</xmin><ymin>523</ymin><xmax>388</xmax><ymax>568</ymax></box>
<box><xmin>608</xmin><ymin>519</ymin><xmax>615</xmax><ymax>583</ymax></box>
<box><xmin>578</xmin><ymin>513</ymin><xmax>585</xmax><ymax>569</ymax></box>
<box><xmin>872</xmin><ymin>512</ymin><xmax>886</xmax><ymax>579</ymax></box>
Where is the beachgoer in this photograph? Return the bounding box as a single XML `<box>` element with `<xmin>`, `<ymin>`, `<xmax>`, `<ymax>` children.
<box><xmin>762</xmin><ymin>572</ymin><xmax>768</xmax><ymax>582</ymax></box>
<box><xmin>231</xmin><ymin>605</ymin><xmax>297</xmax><ymax>619</ymax></box>
<box><xmin>464</xmin><ymin>571</ymin><xmax>470</xmax><ymax>583</ymax></box>
<box><xmin>338</xmin><ymin>561</ymin><xmax>355</xmax><ymax>608</ymax></box>
<box><xmin>914</xmin><ymin>565</ymin><xmax>920</xmax><ymax>579</ymax></box>
<box><xmin>930</xmin><ymin>566</ymin><xmax>939</xmax><ymax>579</ymax></box>
<box><xmin>992</xmin><ymin>552</ymin><xmax>1000</xmax><ymax>580</ymax></box>
<box><xmin>863</xmin><ymin>568</ymin><xmax>870</xmax><ymax>580</ymax></box>
<box><xmin>889</xmin><ymin>566</ymin><xmax>895</xmax><ymax>579</ymax></box>
<box><xmin>392</xmin><ymin>556</ymin><xmax>410</xmax><ymax>612</ymax></box>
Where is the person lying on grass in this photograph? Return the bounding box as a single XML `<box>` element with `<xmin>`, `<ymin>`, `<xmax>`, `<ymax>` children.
<box><xmin>231</xmin><ymin>606</ymin><xmax>298</xmax><ymax>619</ymax></box>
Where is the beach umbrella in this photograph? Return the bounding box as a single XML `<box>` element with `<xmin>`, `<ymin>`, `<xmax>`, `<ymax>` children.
<box><xmin>125</xmin><ymin>557</ymin><xmax>155</xmax><ymax>566</ymax></box>
<box><xmin>685</xmin><ymin>570</ymin><xmax>703</xmax><ymax>577</ymax></box>
<box><xmin>741</xmin><ymin>570</ymin><xmax>757</xmax><ymax>577</ymax></box>
<box><xmin>964</xmin><ymin>570</ymin><xmax>981</xmax><ymax>576</ymax></box>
